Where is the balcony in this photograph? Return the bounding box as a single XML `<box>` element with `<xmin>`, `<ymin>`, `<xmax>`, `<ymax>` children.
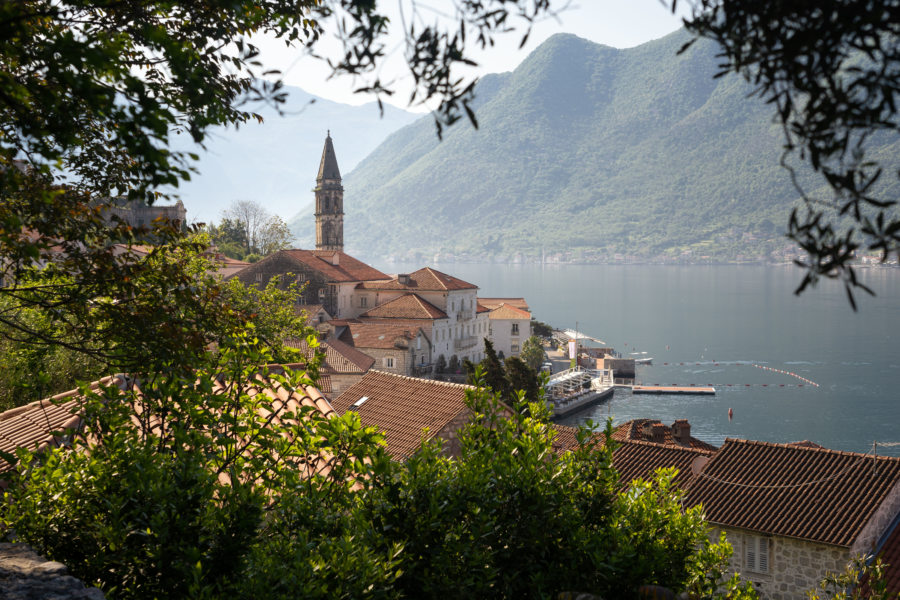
<box><xmin>454</xmin><ymin>336</ymin><xmax>479</xmax><ymax>351</ymax></box>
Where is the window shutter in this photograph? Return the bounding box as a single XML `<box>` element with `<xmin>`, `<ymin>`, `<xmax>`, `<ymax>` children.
<box><xmin>746</xmin><ymin>537</ymin><xmax>757</xmax><ymax>572</ymax></box>
<box><xmin>758</xmin><ymin>538</ymin><xmax>769</xmax><ymax>573</ymax></box>
<box><xmin>745</xmin><ymin>536</ymin><xmax>769</xmax><ymax>574</ymax></box>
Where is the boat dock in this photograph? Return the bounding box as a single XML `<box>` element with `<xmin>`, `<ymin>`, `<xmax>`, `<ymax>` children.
<box><xmin>632</xmin><ymin>385</ymin><xmax>716</xmax><ymax>395</ymax></box>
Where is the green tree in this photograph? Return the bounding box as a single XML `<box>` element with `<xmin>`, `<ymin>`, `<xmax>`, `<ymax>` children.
<box><xmin>805</xmin><ymin>556</ymin><xmax>896</xmax><ymax>600</ymax></box>
<box><xmin>466</xmin><ymin>339</ymin><xmax>510</xmax><ymax>397</ymax></box>
<box><xmin>531</xmin><ymin>319</ymin><xmax>554</xmax><ymax>338</ymax></box>
<box><xmin>678</xmin><ymin>0</ymin><xmax>900</xmax><ymax>306</ymax></box>
<box><xmin>520</xmin><ymin>335</ymin><xmax>546</xmax><ymax>371</ymax></box>
<box><xmin>504</xmin><ymin>356</ymin><xmax>541</xmax><ymax>404</ymax></box>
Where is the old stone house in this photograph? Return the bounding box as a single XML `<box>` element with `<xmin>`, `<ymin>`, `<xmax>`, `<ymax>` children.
<box><xmin>284</xmin><ymin>336</ymin><xmax>374</xmax><ymax>399</ymax></box>
<box><xmin>686</xmin><ymin>439</ymin><xmax>900</xmax><ymax>600</ymax></box>
<box><xmin>228</xmin><ymin>249</ymin><xmax>389</xmax><ymax>318</ymax></box>
<box><xmin>332</xmin><ymin>320</ymin><xmax>432</xmax><ymax>377</ymax></box>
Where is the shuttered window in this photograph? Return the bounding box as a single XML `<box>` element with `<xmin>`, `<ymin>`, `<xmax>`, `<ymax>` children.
<box><xmin>745</xmin><ymin>535</ymin><xmax>770</xmax><ymax>574</ymax></box>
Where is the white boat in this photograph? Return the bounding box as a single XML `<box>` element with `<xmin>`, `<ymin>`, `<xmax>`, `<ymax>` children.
<box><xmin>545</xmin><ymin>367</ymin><xmax>615</xmax><ymax>418</ymax></box>
<box><xmin>634</xmin><ymin>357</ymin><xmax>653</xmax><ymax>365</ymax></box>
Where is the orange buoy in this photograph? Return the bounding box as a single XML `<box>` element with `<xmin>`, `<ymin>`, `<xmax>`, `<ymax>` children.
<box><xmin>728</xmin><ymin>407</ymin><xmax>733</xmax><ymax>420</ymax></box>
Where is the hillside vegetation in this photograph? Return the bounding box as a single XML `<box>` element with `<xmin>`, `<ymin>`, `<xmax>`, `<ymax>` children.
<box><xmin>288</xmin><ymin>29</ymin><xmax>898</xmax><ymax>264</ymax></box>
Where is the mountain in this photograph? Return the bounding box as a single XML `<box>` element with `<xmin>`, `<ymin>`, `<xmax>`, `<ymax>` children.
<box><xmin>168</xmin><ymin>85</ymin><xmax>418</xmax><ymax>224</ymax></box>
<box><xmin>288</xmin><ymin>29</ymin><xmax>899</xmax><ymax>263</ymax></box>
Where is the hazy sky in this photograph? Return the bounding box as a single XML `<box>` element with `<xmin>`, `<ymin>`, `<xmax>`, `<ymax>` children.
<box><xmin>252</xmin><ymin>0</ymin><xmax>691</xmax><ymax>111</ymax></box>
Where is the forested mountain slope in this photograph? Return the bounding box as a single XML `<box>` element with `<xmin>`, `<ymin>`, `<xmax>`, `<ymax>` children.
<box><xmin>289</xmin><ymin>29</ymin><xmax>898</xmax><ymax>263</ymax></box>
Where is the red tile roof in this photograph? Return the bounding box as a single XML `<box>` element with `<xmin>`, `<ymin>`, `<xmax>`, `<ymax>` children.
<box><xmin>478</xmin><ymin>297</ymin><xmax>530</xmax><ymax>311</ymax></box>
<box><xmin>551</xmin><ymin>426</ymin><xmax>711</xmax><ymax>489</ymax></box>
<box><xmin>612</xmin><ymin>419</ymin><xmax>718</xmax><ymax>451</ymax></box>
<box><xmin>686</xmin><ymin>439</ymin><xmax>900</xmax><ymax>548</ymax></box>
<box><xmin>331</xmin><ymin>371</ymin><xmax>473</xmax><ymax>459</ymax></box>
<box><xmin>360</xmin><ymin>293</ymin><xmax>447</xmax><ymax>320</ymax></box>
<box><xmin>337</xmin><ymin>321</ymin><xmax>425</xmax><ymax>350</ymax></box>
<box><xmin>613</xmin><ymin>440</ymin><xmax>713</xmax><ymax>488</ymax></box>
<box><xmin>284</xmin><ymin>338</ymin><xmax>375</xmax><ymax>374</ymax></box>
<box><xmin>488</xmin><ymin>303</ymin><xmax>532</xmax><ymax>320</ymax></box>
<box><xmin>0</xmin><ymin>369</ymin><xmax>335</xmax><ymax>479</ymax></box>
<box><xmin>355</xmin><ymin>267</ymin><xmax>477</xmax><ymax>291</ymax></box>
<box><xmin>0</xmin><ymin>385</ymin><xmax>93</xmax><ymax>473</ymax></box>
<box><xmin>239</xmin><ymin>249</ymin><xmax>388</xmax><ymax>283</ymax></box>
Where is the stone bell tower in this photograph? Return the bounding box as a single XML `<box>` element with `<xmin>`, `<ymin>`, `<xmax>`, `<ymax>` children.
<box><xmin>315</xmin><ymin>131</ymin><xmax>344</xmax><ymax>252</ymax></box>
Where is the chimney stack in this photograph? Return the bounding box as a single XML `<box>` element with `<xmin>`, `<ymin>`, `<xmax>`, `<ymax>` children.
<box><xmin>650</xmin><ymin>423</ymin><xmax>667</xmax><ymax>444</ymax></box>
<box><xmin>672</xmin><ymin>419</ymin><xmax>691</xmax><ymax>445</ymax></box>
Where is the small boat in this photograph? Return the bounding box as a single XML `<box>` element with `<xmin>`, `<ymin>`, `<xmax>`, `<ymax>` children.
<box><xmin>634</xmin><ymin>357</ymin><xmax>653</xmax><ymax>365</ymax></box>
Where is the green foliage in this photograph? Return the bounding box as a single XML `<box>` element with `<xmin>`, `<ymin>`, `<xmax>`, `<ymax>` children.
<box><xmin>467</xmin><ymin>339</ymin><xmax>541</xmax><ymax>407</ymax></box>
<box><xmin>806</xmin><ymin>555</ymin><xmax>898</xmax><ymax>600</ymax></box>
<box><xmin>531</xmin><ymin>319</ymin><xmax>554</xmax><ymax>338</ymax></box>
<box><xmin>1</xmin><ymin>331</ymin><xmax>396</xmax><ymax>599</ymax></box>
<box><xmin>520</xmin><ymin>335</ymin><xmax>546</xmax><ymax>371</ymax></box>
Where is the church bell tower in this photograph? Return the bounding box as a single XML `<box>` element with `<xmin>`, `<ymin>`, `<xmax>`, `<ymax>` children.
<box><xmin>315</xmin><ymin>131</ymin><xmax>344</xmax><ymax>252</ymax></box>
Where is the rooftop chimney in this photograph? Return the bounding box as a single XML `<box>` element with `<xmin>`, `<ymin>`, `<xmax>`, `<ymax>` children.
<box><xmin>331</xmin><ymin>252</ymin><xmax>340</xmax><ymax>266</ymax></box>
<box><xmin>672</xmin><ymin>419</ymin><xmax>691</xmax><ymax>445</ymax></box>
<box><xmin>650</xmin><ymin>423</ymin><xmax>668</xmax><ymax>444</ymax></box>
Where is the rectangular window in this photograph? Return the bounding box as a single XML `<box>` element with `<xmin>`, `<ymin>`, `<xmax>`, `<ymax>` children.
<box><xmin>745</xmin><ymin>535</ymin><xmax>770</xmax><ymax>574</ymax></box>
<box><xmin>255</xmin><ymin>272</ymin><xmax>263</xmax><ymax>283</ymax></box>
<box><xmin>511</xmin><ymin>343</ymin><xmax>520</xmax><ymax>354</ymax></box>
<box><xmin>511</xmin><ymin>323</ymin><xmax>519</xmax><ymax>335</ymax></box>
<box><xmin>360</xmin><ymin>296</ymin><xmax>368</xmax><ymax>308</ymax></box>
<box><xmin>318</xmin><ymin>288</ymin><xmax>325</xmax><ymax>299</ymax></box>
<box><xmin>383</xmin><ymin>357</ymin><xmax>395</xmax><ymax>368</ymax></box>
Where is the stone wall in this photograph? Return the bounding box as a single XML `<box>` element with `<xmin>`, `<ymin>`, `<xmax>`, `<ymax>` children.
<box><xmin>232</xmin><ymin>254</ymin><xmax>335</xmax><ymax>314</ymax></box>
<box><xmin>714</xmin><ymin>527</ymin><xmax>850</xmax><ymax>600</ymax></box>
<box><xmin>0</xmin><ymin>543</ymin><xmax>104</xmax><ymax>599</ymax></box>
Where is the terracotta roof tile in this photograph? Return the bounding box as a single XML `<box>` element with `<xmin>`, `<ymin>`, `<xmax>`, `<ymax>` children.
<box><xmin>356</xmin><ymin>267</ymin><xmax>477</xmax><ymax>291</ymax></box>
<box><xmin>332</xmin><ymin>371</ymin><xmax>473</xmax><ymax>459</ymax></box>
<box><xmin>360</xmin><ymin>293</ymin><xmax>448</xmax><ymax>320</ymax></box>
<box><xmin>337</xmin><ymin>321</ymin><xmax>425</xmax><ymax>350</ymax></box>
<box><xmin>551</xmin><ymin>426</ymin><xmax>711</xmax><ymax>489</ymax></box>
<box><xmin>488</xmin><ymin>303</ymin><xmax>532</xmax><ymax>320</ymax></box>
<box><xmin>479</xmin><ymin>297</ymin><xmax>530</xmax><ymax>312</ymax></box>
<box><xmin>612</xmin><ymin>419</ymin><xmax>718</xmax><ymax>451</ymax></box>
<box><xmin>283</xmin><ymin>338</ymin><xmax>375</xmax><ymax>374</ymax></box>
<box><xmin>686</xmin><ymin>439</ymin><xmax>900</xmax><ymax>547</ymax></box>
<box><xmin>0</xmin><ymin>369</ymin><xmax>334</xmax><ymax>478</ymax></box>
<box><xmin>235</xmin><ymin>249</ymin><xmax>388</xmax><ymax>283</ymax></box>
<box><xmin>613</xmin><ymin>440</ymin><xmax>713</xmax><ymax>489</ymax></box>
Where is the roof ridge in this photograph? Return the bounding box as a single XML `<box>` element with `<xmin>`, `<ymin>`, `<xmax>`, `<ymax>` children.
<box><xmin>619</xmin><ymin>438</ymin><xmax>715</xmax><ymax>455</ymax></box>
<box><xmin>724</xmin><ymin>437</ymin><xmax>900</xmax><ymax>461</ymax></box>
<box><xmin>368</xmin><ymin>369</ymin><xmax>476</xmax><ymax>390</ymax></box>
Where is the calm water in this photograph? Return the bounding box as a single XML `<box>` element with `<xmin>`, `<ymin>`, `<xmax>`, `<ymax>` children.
<box><xmin>371</xmin><ymin>262</ymin><xmax>900</xmax><ymax>456</ymax></box>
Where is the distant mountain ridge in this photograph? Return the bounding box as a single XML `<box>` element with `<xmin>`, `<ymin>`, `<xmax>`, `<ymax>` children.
<box><xmin>169</xmin><ymin>85</ymin><xmax>417</xmax><ymax>224</ymax></box>
<box><xmin>288</xmin><ymin>29</ymin><xmax>899</xmax><ymax>263</ymax></box>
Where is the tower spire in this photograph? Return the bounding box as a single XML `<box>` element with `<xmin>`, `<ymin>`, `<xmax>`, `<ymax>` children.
<box><xmin>315</xmin><ymin>131</ymin><xmax>344</xmax><ymax>252</ymax></box>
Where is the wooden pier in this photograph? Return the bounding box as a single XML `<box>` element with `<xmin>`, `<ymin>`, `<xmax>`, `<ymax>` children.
<box><xmin>632</xmin><ymin>385</ymin><xmax>715</xmax><ymax>395</ymax></box>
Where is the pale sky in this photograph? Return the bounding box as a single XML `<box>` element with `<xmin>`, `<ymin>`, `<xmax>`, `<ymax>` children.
<box><xmin>252</xmin><ymin>0</ymin><xmax>691</xmax><ymax>111</ymax></box>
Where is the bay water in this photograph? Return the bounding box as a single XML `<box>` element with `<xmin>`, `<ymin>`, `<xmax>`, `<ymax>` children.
<box><xmin>371</xmin><ymin>262</ymin><xmax>900</xmax><ymax>456</ymax></box>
